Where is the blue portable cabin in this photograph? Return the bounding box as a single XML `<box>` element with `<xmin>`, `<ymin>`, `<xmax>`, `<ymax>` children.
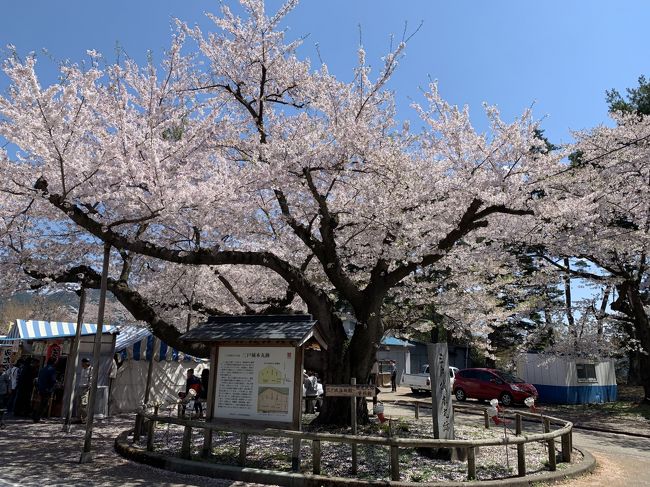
<box><xmin>516</xmin><ymin>352</ymin><xmax>617</xmax><ymax>404</ymax></box>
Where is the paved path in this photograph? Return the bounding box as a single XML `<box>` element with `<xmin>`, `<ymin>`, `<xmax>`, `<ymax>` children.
<box><xmin>0</xmin><ymin>417</ymin><xmax>264</xmax><ymax>487</ymax></box>
<box><xmin>553</xmin><ymin>429</ymin><xmax>650</xmax><ymax>487</ymax></box>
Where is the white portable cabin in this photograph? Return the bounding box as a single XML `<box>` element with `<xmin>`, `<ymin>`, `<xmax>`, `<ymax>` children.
<box><xmin>110</xmin><ymin>326</ymin><xmax>207</xmax><ymax>413</ymax></box>
<box><xmin>516</xmin><ymin>353</ymin><xmax>617</xmax><ymax>404</ymax></box>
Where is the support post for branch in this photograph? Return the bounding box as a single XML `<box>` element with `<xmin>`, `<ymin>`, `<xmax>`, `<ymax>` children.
<box><xmin>63</xmin><ymin>287</ymin><xmax>86</xmax><ymax>432</ymax></box>
<box><xmin>143</xmin><ymin>337</ymin><xmax>158</xmax><ymax>405</ymax></box>
<box><xmin>79</xmin><ymin>243</ymin><xmax>110</xmax><ymax>463</ymax></box>
<box><xmin>351</xmin><ymin>377</ymin><xmax>357</xmax><ymax>474</ymax></box>
<box><xmin>415</xmin><ymin>402</ymin><xmax>419</xmax><ymax>419</ymax></box>
<box><xmin>484</xmin><ymin>409</ymin><xmax>489</xmax><ymax>428</ymax></box>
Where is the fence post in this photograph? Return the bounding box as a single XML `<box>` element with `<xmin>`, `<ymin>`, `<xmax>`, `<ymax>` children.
<box><xmin>390</xmin><ymin>445</ymin><xmax>400</xmax><ymax>481</ymax></box>
<box><xmin>239</xmin><ymin>433</ymin><xmax>248</xmax><ymax>466</ymax></box>
<box><xmin>312</xmin><ymin>440</ymin><xmax>321</xmax><ymax>475</ymax></box>
<box><xmin>415</xmin><ymin>402</ymin><xmax>420</xmax><ymax>419</ymax></box>
<box><xmin>484</xmin><ymin>409</ymin><xmax>489</xmax><ymax>429</ymax></box>
<box><xmin>467</xmin><ymin>446</ymin><xmax>476</xmax><ymax>480</ymax></box>
<box><xmin>146</xmin><ymin>416</ymin><xmax>155</xmax><ymax>452</ymax></box>
<box><xmin>515</xmin><ymin>414</ymin><xmax>526</xmax><ymax>477</ymax></box>
<box><xmin>181</xmin><ymin>425</ymin><xmax>192</xmax><ymax>459</ymax></box>
<box><xmin>133</xmin><ymin>413</ymin><xmax>142</xmax><ymax>443</ymax></box>
<box><xmin>544</xmin><ymin>418</ymin><xmax>556</xmax><ymax>471</ymax></box>
<box><xmin>291</xmin><ymin>438</ymin><xmax>301</xmax><ymax>472</ymax></box>
<box><xmin>561</xmin><ymin>432</ymin><xmax>572</xmax><ymax>463</ymax></box>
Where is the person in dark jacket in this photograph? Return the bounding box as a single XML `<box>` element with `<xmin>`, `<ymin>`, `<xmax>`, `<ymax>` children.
<box><xmin>33</xmin><ymin>358</ymin><xmax>57</xmax><ymax>422</ymax></box>
<box><xmin>13</xmin><ymin>359</ymin><xmax>37</xmax><ymax>417</ymax></box>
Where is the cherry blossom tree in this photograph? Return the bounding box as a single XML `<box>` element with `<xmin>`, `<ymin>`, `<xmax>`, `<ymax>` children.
<box><xmin>526</xmin><ymin>109</ymin><xmax>650</xmax><ymax>400</ymax></box>
<box><xmin>0</xmin><ymin>0</ymin><xmax>564</xmax><ymax>422</ymax></box>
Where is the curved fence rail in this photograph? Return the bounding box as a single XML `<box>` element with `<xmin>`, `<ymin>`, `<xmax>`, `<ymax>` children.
<box><xmin>132</xmin><ymin>402</ymin><xmax>573</xmax><ymax>482</ymax></box>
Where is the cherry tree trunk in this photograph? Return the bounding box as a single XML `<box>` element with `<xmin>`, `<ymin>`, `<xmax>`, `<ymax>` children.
<box><xmin>625</xmin><ymin>284</ymin><xmax>650</xmax><ymax>403</ymax></box>
<box><xmin>313</xmin><ymin>306</ymin><xmax>384</xmax><ymax>425</ymax></box>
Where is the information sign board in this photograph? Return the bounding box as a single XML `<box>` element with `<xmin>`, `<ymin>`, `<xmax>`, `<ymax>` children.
<box><xmin>214</xmin><ymin>346</ymin><xmax>296</xmax><ymax>423</ymax></box>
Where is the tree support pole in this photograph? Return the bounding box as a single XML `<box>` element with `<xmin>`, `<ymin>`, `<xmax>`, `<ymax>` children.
<box><xmin>63</xmin><ymin>287</ymin><xmax>86</xmax><ymax>432</ymax></box>
<box><xmin>80</xmin><ymin>243</ymin><xmax>111</xmax><ymax>463</ymax></box>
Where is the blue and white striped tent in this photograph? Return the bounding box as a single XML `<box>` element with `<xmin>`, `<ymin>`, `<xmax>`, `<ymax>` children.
<box><xmin>115</xmin><ymin>325</ymin><xmax>205</xmax><ymax>362</ymax></box>
<box><xmin>7</xmin><ymin>319</ymin><xmax>118</xmax><ymax>340</ymax></box>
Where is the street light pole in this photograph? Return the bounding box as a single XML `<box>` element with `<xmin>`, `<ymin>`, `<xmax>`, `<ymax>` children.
<box><xmin>79</xmin><ymin>243</ymin><xmax>111</xmax><ymax>463</ymax></box>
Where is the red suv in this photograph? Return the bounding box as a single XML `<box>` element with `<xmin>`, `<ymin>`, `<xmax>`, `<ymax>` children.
<box><xmin>453</xmin><ymin>368</ymin><xmax>538</xmax><ymax>406</ymax></box>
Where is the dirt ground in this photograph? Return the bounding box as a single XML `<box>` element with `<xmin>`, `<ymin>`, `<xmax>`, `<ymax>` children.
<box><xmin>2</xmin><ymin>387</ymin><xmax>647</xmax><ymax>486</ymax></box>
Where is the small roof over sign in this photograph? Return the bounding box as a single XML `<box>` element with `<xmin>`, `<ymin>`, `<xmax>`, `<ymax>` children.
<box><xmin>179</xmin><ymin>314</ymin><xmax>327</xmax><ymax>349</ymax></box>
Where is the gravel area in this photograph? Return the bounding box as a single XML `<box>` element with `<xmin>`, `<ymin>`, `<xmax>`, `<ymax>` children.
<box><xmin>144</xmin><ymin>405</ymin><xmax>574</xmax><ymax>483</ymax></box>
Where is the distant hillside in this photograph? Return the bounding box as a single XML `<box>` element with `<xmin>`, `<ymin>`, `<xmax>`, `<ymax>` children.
<box><xmin>0</xmin><ymin>289</ymin><xmax>106</xmax><ymax>335</ymax></box>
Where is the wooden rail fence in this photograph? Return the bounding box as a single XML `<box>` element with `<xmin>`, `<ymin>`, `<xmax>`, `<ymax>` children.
<box><xmin>135</xmin><ymin>403</ymin><xmax>573</xmax><ymax>482</ymax></box>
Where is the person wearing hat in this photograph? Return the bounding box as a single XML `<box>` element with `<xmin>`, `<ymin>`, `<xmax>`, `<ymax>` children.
<box><xmin>389</xmin><ymin>360</ymin><xmax>397</xmax><ymax>392</ymax></box>
<box><xmin>77</xmin><ymin>358</ymin><xmax>93</xmax><ymax>423</ymax></box>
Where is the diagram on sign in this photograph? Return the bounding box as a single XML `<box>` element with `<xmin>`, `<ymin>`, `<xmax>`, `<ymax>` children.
<box><xmin>258</xmin><ymin>365</ymin><xmax>283</xmax><ymax>384</ymax></box>
<box><xmin>257</xmin><ymin>387</ymin><xmax>289</xmax><ymax>413</ymax></box>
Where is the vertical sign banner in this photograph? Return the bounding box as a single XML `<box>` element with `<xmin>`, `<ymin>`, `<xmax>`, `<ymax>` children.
<box><xmin>215</xmin><ymin>346</ymin><xmax>295</xmax><ymax>423</ymax></box>
<box><xmin>1</xmin><ymin>346</ymin><xmax>12</xmax><ymax>367</ymax></box>
<box><xmin>427</xmin><ymin>343</ymin><xmax>455</xmax><ymax>439</ymax></box>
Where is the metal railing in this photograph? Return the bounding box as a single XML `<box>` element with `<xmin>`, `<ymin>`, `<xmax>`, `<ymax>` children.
<box><xmin>133</xmin><ymin>402</ymin><xmax>573</xmax><ymax>482</ymax></box>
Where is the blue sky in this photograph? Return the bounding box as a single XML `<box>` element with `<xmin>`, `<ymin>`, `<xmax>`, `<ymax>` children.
<box><xmin>1</xmin><ymin>1</ymin><xmax>649</xmax><ymax>147</ymax></box>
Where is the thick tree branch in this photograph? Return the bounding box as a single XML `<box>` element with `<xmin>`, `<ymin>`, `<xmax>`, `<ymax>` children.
<box><xmin>37</xmin><ymin>182</ymin><xmax>333</xmax><ymax>316</ymax></box>
<box><xmin>24</xmin><ymin>264</ymin><xmax>208</xmax><ymax>357</ymax></box>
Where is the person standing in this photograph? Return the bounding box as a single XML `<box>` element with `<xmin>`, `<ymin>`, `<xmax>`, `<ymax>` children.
<box><xmin>77</xmin><ymin>358</ymin><xmax>93</xmax><ymax>423</ymax></box>
<box><xmin>6</xmin><ymin>361</ymin><xmax>19</xmax><ymax>413</ymax></box>
<box><xmin>0</xmin><ymin>365</ymin><xmax>11</xmax><ymax>409</ymax></box>
<box><xmin>108</xmin><ymin>354</ymin><xmax>119</xmax><ymax>416</ymax></box>
<box><xmin>6</xmin><ymin>360</ymin><xmax>19</xmax><ymax>413</ymax></box>
<box><xmin>390</xmin><ymin>360</ymin><xmax>397</xmax><ymax>392</ymax></box>
<box><xmin>303</xmin><ymin>370</ymin><xmax>318</xmax><ymax>414</ymax></box>
<box><xmin>14</xmin><ymin>358</ymin><xmax>37</xmax><ymax>417</ymax></box>
<box><xmin>185</xmin><ymin>368</ymin><xmax>202</xmax><ymax>417</ymax></box>
<box><xmin>32</xmin><ymin>358</ymin><xmax>57</xmax><ymax>422</ymax></box>
<box><xmin>369</xmin><ymin>360</ymin><xmax>379</xmax><ymax>386</ymax></box>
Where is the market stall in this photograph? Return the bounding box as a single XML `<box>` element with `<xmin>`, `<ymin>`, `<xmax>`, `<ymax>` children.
<box><xmin>5</xmin><ymin>319</ymin><xmax>118</xmax><ymax>417</ymax></box>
